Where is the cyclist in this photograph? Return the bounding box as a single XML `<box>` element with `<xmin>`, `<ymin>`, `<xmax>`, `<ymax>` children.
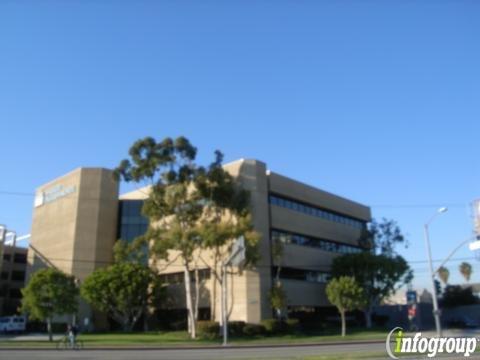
<box><xmin>67</xmin><ymin>324</ymin><xmax>78</xmax><ymax>347</ymax></box>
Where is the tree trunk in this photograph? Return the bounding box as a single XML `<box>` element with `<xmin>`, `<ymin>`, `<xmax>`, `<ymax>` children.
<box><xmin>47</xmin><ymin>317</ymin><xmax>52</xmax><ymax>342</ymax></box>
<box><xmin>194</xmin><ymin>268</ymin><xmax>200</xmax><ymax>321</ymax></box>
<box><xmin>184</xmin><ymin>265</ymin><xmax>196</xmax><ymax>339</ymax></box>
<box><xmin>211</xmin><ymin>273</ymin><xmax>217</xmax><ymax>321</ymax></box>
<box><xmin>143</xmin><ymin>304</ymin><xmax>149</xmax><ymax>332</ymax></box>
<box><xmin>340</xmin><ymin>310</ymin><xmax>346</xmax><ymax>337</ymax></box>
<box><xmin>364</xmin><ymin>307</ymin><xmax>372</xmax><ymax>329</ymax></box>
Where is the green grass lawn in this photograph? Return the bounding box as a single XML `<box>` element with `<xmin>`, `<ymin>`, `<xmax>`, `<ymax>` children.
<box><xmin>0</xmin><ymin>329</ymin><xmax>388</xmax><ymax>348</ymax></box>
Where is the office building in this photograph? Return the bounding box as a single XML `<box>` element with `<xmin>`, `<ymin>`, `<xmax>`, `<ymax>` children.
<box><xmin>0</xmin><ymin>245</ymin><xmax>28</xmax><ymax>315</ymax></box>
<box><xmin>28</xmin><ymin>159</ymin><xmax>371</xmax><ymax>327</ymax></box>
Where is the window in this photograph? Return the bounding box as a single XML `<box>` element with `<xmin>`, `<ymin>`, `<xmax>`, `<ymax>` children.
<box><xmin>1</xmin><ymin>272</ymin><xmax>8</xmax><ymax>280</ymax></box>
<box><xmin>271</xmin><ymin>229</ymin><xmax>363</xmax><ymax>255</ymax></box>
<box><xmin>274</xmin><ymin>267</ymin><xmax>331</xmax><ymax>284</ymax></box>
<box><xmin>3</xmin><ymin>254</ymin><xmax>11</xmax><ymax>262</ymax></box>
<box><xmin>11</xmin><ymin>271</ymin><xmax>25</xmax><ymax>282</ymax></box>
<box><xmin>13</xmin><ymin>253</ymin><xmax>27</xmax><ymax>264</ymax></box>
<box><xmin>9</xmin><ymin>288</ymin><xmax>22</xmax><ymax>299</ymax></box>
<box><xmin>269</xmin><ymin>194</ymin><xmax>366</xmax><ymax>229</ymax></box>
<box><xmin>160</xmin><ymin>269</ymin><xmax>211</xmax><ymax>284</ymax></box>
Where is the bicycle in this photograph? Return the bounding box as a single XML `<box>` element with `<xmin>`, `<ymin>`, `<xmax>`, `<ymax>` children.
<box><xmin>55</xmin><ymin>334</ymin><xmax>84</xmax><ymax>350</ymax></box>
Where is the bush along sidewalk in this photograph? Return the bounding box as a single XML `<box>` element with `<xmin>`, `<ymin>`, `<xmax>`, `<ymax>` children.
<box><xmin>197</xmin><ymin>319</ymin><xmax>301</xmax><ymax>340</ymax></box>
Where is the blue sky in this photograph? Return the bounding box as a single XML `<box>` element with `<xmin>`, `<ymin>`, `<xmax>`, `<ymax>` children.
<box><xmin>1</xmin><ymin>1</ymin><xmax>479</xmax><ymax>291</ymax></box>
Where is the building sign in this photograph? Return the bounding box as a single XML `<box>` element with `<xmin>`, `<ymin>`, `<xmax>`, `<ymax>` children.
<box><xmin>34</xmin><ymin>184</ymin><xmax>76</xmax><ymax>208</ymax></box>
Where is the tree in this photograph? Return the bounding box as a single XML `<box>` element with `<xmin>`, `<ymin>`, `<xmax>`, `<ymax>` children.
<box><xmin>268</xmin><ymin>283</ymin><xmax>287</xmax><ymax>320</ymax></box>
<box><xmin>194</xmin><ymin>151</ymin><xmax>259</xmax><ymax>323</ymax></box>
<box><xmin>269</xmin><ymin>232</ymin><xmax>286</xmax><ymax>319</ymax></box>
<box><xmin>326</xmin><ymin>276</ymin><xmax>366</xmax><ymax>337</ymax></box>
<box><xmin>359</xmin><ymin>218</ymin><xmax>407</xmax><ymax>256</ymax></box>
<box><xmin>459</xmin><ymin>262</ymin><xmax>473</xmax><ymax>282</ymax></box>
<box><xmin>441</xmin><ymin>285</ymin><xmax>479</xmax><ymax>308</ymax></box>
<box><xmin>114</xmin><ymin>136</ymin><xmax>202</xmax><ymax>338</ymax></box>
<box><xmin>81</xmin><ymin>262</ymin><xmax>160</xmax><ymax>332</ymax></box>
<box><xmin>114</xmin><ymin>136</ymin><xmax>258</xmax><ymax>337</ymax></box>
<box><xmin>331</xmin><ymin>252</ymin><xmax>412</xmax><ymax>329</ymax></box>
<box><xmin>438</xmin><ymin>266</ymin><xmax>450</xmax><ymax>285</ymax></box>
<box><xmin>21</xmin><ymin>268</ymin><xmax>78</xmax><ymax>341</ymax></box>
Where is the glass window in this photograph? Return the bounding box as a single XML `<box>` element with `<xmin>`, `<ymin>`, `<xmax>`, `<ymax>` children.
<box><xmin>13</xmin><ymin>253</ymin><xmax>27</xmax><ymax>264</ymax></box>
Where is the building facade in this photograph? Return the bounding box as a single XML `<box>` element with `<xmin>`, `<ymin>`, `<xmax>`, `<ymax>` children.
<box><xmin>0</xmin><ymin>245</ymin><xmax>28</xmax><ymax>316</ymax></box>
<box><xmin>28</xmin><ymin>159</ymin><xmax>371</xmax><ymax>327</ymax></box>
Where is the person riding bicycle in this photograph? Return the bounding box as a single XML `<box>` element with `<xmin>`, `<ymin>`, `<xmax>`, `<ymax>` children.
<box><xmin>67</xmin><ymin>324</ymin><xmax>78</xmax><ymax>347</ymax></box>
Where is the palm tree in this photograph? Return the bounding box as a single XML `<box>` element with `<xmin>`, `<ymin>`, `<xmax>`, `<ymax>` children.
<box><xmin>459</xmin><ymin>262</ymin><xmax>473</xmax><ymax>282</ymax></box>
<box><xmin>438</xmin><ymin>266</ymin><xmax>450</xmax><ymax>285</ymax></box>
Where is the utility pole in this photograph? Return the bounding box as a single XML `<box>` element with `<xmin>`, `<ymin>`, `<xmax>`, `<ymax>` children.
<box><xmin>221</xmin><ymin>237</ymin><xmax>246</xmax><ymax>346</ymax></box>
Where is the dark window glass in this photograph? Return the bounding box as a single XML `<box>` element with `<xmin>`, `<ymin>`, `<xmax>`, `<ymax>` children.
<box><xmin>11</xmin><ymin>271</ymin><xmax>25</xmax><ymax>282</ymax></box>
<box><xmin>9</xmin><ymin>288</ymin><xmax>22</xmax><ymax>299</ymax></box>
<box><xmin>271</xmin><ymin>229</ymin><xmax>362</xmax><ymax>255</ymax></box>
<box><xmin>13</xmin><ymin>253</ymin><xmax>27</xmax><ymax>264</ymax></box>
<box><xmin>1</xmin><ymin>272</ymin><xmax>8</xmax><ymax>280</ymax></box>
<box><xmin>3</xmin><ymin>254</ymin><xmax>11</xmax><ymax>262</ymax></box>
<box><xmin>160</xmin><ymin>269</ymin><xmax>210</xmax><ymax>284</ymax></box>
<box><xmin>274</xmin><ymin>267</ymin><xmax>331</xmax><ymax>284</ymax></box>
<box><xmin>269</xmin><ymin>194</ymin><xmax>366</xmax><ymax>229</ymax></box>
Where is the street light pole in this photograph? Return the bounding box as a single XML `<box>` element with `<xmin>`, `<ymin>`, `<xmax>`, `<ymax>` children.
<box><xmin>423</xmin><ymin>207</ymin><xmax>447</xmax><ymax>338</ymax></box>
<box><xmin>423</xmin><ymin>223</ymin><xmax>442</xmax><ymax>337</ymax></box>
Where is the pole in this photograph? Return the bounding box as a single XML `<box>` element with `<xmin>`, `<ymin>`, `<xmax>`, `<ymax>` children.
<box><xmin>423</xmin><ymin>224</ymin><xmax>442</xmax><ymax>337</ymax></box>
<box><xmin>222</xmin><ymin>262</ymin><xmax>228</xmax><ymax>346</ymax></box>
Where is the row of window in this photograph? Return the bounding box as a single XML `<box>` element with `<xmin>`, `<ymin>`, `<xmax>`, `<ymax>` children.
<box><xmin>1</xmin><ymin>271</ymin><xmax>25</xmax><ymax>282</ymax></box>
<box><xmin>273</xmin><ymin>267</ymin><xmax>331</xmax><ymax>284</ymax></box>
<box><xmin>159</xmin><ymin>269</ymin><xmax>211</xmax><ymax>285</ymax></box>
<box><xmin>2</xmin><ymin>253</ymin><xmax>27</xmax><ymax>264</ymax></box>
<box><xmin>271</xmin><ymin>229</ymin><xmax>363</xmax><ymax>255</ymax></box>
<box><xmin>269</xmin><ymin>194</ymin><xmax>365</xmax><ymax>229</ymax></box>
<box><xmin>0</xmin><ymin>286</ymin><xmax>22</xmax><ymax>299</ymax></box>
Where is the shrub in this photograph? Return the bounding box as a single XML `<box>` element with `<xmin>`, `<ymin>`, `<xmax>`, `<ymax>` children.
<box><xmin>197</xmin><ymin>321</ymin><xmax>220</xmax><ymax>339</ymax></box>
<box><xmin>170</xmin><ymin>319</ymin><xmax>187</xmax><ymax>331</ymax></box>
<box><xmin>261</xmin><ymin>318</ymin><xmax>283</xmax><ymax>334</ymax></box>
<box><xmin>372</xmin><ymin>314</ymin><xmax>389</xmax><ymax>327</ymax></box>
<box><xmin>242</xmin><ymin>323</ymin><xmax>266</xmax><ymax>337</ymax></box>
<box><xmin>228</xmin><ymin>321</ymin><xmax>246</xmax><ymax>337</ymax></box>
<box><xmin>285</xmin><ymin>318</ymin><xmax>301</xmax><ymax>332</ymax></box>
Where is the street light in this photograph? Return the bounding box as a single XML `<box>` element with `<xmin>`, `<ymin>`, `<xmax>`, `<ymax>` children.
<box><xmin>423</xmin><ymin>207</ymin><xmax>448</xmax><ymax>337</ymax></box>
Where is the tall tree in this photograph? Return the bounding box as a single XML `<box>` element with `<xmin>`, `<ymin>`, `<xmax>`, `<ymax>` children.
<box><xmin>114</xmin><ymin>136</ymin><xmax>258</xmax><ymax>337</ymax></box>
<box><xmin>360</xmin><ymin>218</ymin><xmax>407</xmax><ymax>256</ymax></box>
<box><xmin>438</xmin><ymin>266</ymin><xmax>450</xmax><ymax>285</ymax></box>
<box><xmin>194</xmin><ymin>152</ymin><xmax>259</xmax><ymax>322</ymax></box>
<box><xmin>115</xmin><ymin>136</ymin><xmax>202</xmax><ymax>338</ymax></box>
<box><xmin>331</xmin><ymin>252</ymin><xmax>412</xmax><ymax>329</ymax></box>
<box><xmin>21</xmin><ymin>268</ymin><xmax>78</xmax><ymax>341</ymax></box>
<box><xmin>81</xmin><ymin>262</ymin><xmax>160</xmax><ymax>332</ymax></box>
<box><xmin>326</xmin><ymin>276</ymin><xmax>366</xmax><ymax>337</ymax></box>
<box><xmin>459</xmin><ymin>262</ymin><xmax>473</xmax><ymax>282</ymax></box>
<box><xmin>269</xmin><ymin>232</ymin><xmax>286</xmax><ymax>319</ymax></box>
<box><xmin>335</xmin><ymin>217</ymin><xmax>412</xmax><ymax>328</ymax></box>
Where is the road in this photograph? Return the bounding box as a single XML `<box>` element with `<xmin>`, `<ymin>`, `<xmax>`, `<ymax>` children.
<box><xmin>1</xmin><ymin>343</ymin><xmax>383</xmax><ymax>360</ymax></box>
<box><xmin>2</xmin><ymin>342</ymin><xmax>480</xmax><ymax>360</ymax></box>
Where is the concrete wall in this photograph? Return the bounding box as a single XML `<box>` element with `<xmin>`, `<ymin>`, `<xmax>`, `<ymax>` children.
<box><xmin>28</xmin><ymin>168</ymin><xmax>119</xmax><ymax>327</ymax></box>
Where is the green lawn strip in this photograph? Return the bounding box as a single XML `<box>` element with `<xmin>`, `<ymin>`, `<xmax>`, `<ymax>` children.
<box><xmin>0</xmin><ymin>330</ymin><xmax>388</xmax><ymax>348</ymax></box>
